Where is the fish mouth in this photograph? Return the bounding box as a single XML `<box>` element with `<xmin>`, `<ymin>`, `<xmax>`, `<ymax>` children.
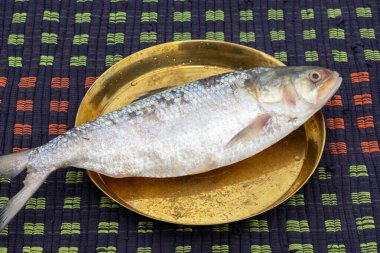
<box><xmin>317</xmin><ymin>71</ymin><xmax>342</xmax><ymax>104</ymax></box>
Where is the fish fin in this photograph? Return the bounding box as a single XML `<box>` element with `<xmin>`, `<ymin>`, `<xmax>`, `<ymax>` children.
<box><xmin>227</xmin><ymin>114</ymin><xmax>272</xmax><ymax>147</ymax></box>
<box><xmin>0</xmin><ymin>167</ymin><xmax>51</xmax><ymax>232</ymax></box>
<box><xmin>133</xmin><ymin>86</ymin><xmax>175</xmax><ymax>103</ymax></box>
<box><xmin>283</xmin><ymin>85</ymin><xmax>297</xmax><ymax>107</ymax></box>
<box><xmin>0</xmin><ymin>149</ymin><xmax>32</xmax><ymax>178</ymax></box>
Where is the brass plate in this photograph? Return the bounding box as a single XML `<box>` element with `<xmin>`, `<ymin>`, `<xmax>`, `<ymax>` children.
<box><xmin>75</xmin><ymin>40</ymin><xmax>325</xmax><ymax>225</ymax></box>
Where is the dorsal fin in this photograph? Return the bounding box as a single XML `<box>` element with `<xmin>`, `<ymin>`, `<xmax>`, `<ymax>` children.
<box><xmin>132</xmin><ymin>86</ymin><xmax>175</xmax><ymax>103</ymax></box>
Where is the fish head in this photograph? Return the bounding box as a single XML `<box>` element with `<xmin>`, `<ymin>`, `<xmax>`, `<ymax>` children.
<box><xmin>254</xmin><ymin>66</ymin><xmax>342</xmax><ymax>118</ymax></box>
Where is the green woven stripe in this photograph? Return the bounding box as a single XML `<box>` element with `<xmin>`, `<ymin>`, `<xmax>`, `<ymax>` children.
<box><xmin>364</xmin><ymin>50</ymin><xmax>380</xmax><ymax>61</ymax></box>
<box><xmin>63</xmin><ymin>197</ymin><xmax>81</xmax><ymax>209</ymax></box>
<box><xmin>327</xmin><ymin>244</ymin><xmax>346</xmax><ymax>253</ymax></box>
<box><xmin>41</xmin><ymin>33</ymin><xmax>58</xmax><ymax>44</ymax></box>
<box><xmin>327</xmin><ymin>9</ymin><xmax>342</xmax><ymax>18</ymax></box>
<box><xmin>8</xmin><ymin>34</ymin><xmax>24</xmax><ymax>45</ymax></box>
<box><xmin>332</xmin><ymin>50</ymin><xmax>348</xmax><ymax>62</ymax></box>
<box><xmin>137</xmin><ymin>247</ymin><xmax>151</xmax><ymax>253</ymax></box>
<box><xmin>22</xmin><ymin>247</ymin><xmax>43</xmax><ymax>253</ymax></box>
<box><xmin>211</xmin><ymin>245</ymin><xmax>229</xmax><ymax>253</ymax></box>
<box><xmin>240</xmin><ymin>10</ymin><xmax>253</xmax><ymax>21</ymax></box>
<box><xmin>77</xmin><ymin>0</ymin><xmax>92</xmax><ymax>2</ymax></box>
<box><xmin>100</xmin><ymin>196</ymin><xmax>119</xmax><ymax>208</ymax></box>
<box><xmin>0</xmin><ymin>226</ymin><xmax>8</xmax><ymax>236</ymax></box>
<box><xmin>356</xmin><ymin>7</ymin><xmax>372</xmax><ymax>18</ymax></box>
<box><xmin>24</xmin><ymin>223</ymin><xmax>44</xmax><ymax>235</ymax></box>
<box><xmin>270</xmin><ymin>30</ymin><xmax>285</xmax><ymax>41</ymax></box>
<box><xmin>138</xmin><ymin>221</ymin><xmax>153</xmax><ymax>233</ymax></box>
<box><xmin>287</xmin><ymin>194</ymin><xmax>305</xmax><ymax>206</ymax></box>
<box><xmin>96</xmin><ymin>246</ymin><xmax>117</xmax><ymax>253</ymax></box>
<box><xmin>303</xmin><ymin>29</ymin><xmax>316</xmax><ymax>40</ymax></box>
<box><xmin>143</xmin><ymin>0</ymin><xmax>158</xmax><ymax>2</ymax></box>
<box><xmin>240</xmin><ymin>32</ymin><xmax>255</xmax><ymax>42</ymax></box>
<box><xmin>251</xmin><ymin>245</ymin><xmax>271</xmax><ymax>253</ymax></box>
<box><xmin>175</xmin><ymin>246</ymin><xmax>191</xmax><ymax>253</ymax></box>
<box><xmin>58</xmin><ymin>247</ymin><xmax>79</xmax><ymax>253</ymax></box>
<box><xmin>0</xmin><ymin>197</ymin><xmax>8</xmax><ymax>208</ymax></box>
<box><xmin>173</xmin><ymin>32</ymin><xmax>191</xmax><ymax>41</ymax></box>
<box><xmin>206</xmin><ymin>10</ymin><xmax>224</xmax><ymax>21</ymax></box>
<box><xmin>176</xmin><ymin>225</ymin><xmax>192</xmax><ymax>232</ymax></box>
<box><xmin>73</xmin><ymin>34</ymin><xmax>90</xmax><ymax>45</ymax></box>
<box><xmin>25</xmin><ymin>198</ymin><xmax>46</xmax><ymax>209</ymax></box>
<box><xmin>212</xmin><ymin>224</ymin><xmax>229</xmax><ymax>232</ymax></box>
<box><xmin>289</xmin><ymin>244</ymin><xmax>313</xmax><ymax>253</ymax></box>
<box><xmin>141</xmin><ymin>12</ymin><xmax>158</xmax><ymax>22</ymax></box>
<box><xmin>106</xmin><ymin>33</ymin><xmax>124</xmax><ymax>45</ymax></box>
<box><xmin>325</xmin><ymin>219</ymin><xmax>342</xmax><ymax>232</ymax></box>
<box><xmin>0</xmin><ymin>177</ymin><xmax>10</xmax><ymax>183</ymax></box>
<box><xmin>70</xmin><ymin>56</ymin><xmax>87</xmax><ymax>66</ymax></box>
<box><xmin>106</xmin><ymin>54</ymin><xmax>123</xmax><ymax>67</ymax></box>
<box><xmin>305</xmin><ymin>51</ymin><xmax>319</xmax><ymax>62</ymax></box>
<box><xmin>173</xmin><ymin>11</ymin><xmax>191</xmax><ymax>22</ymax></box>
<box><xmin>206</xmin><ymin>32</ymin><xmax>224</xmax><ymax>41</ymax></box>
<box><xmin>43</xmin><ymin>11</ymin><xmax>60</xmax><ymax>22</ymax></box>
<box><xmin>40</xmin><ymin>55</ymin><xmax>54</xmax><ymax>66</ymax></box>
<box><xmin>301</xmin><ymin>9</ymin><xmax>314</xmax><ymax>19</ymax></box>
<box><xmin>249</xmin><ymin>219</ymin><xmax>269</xmax><ymax>232</ymax></box>
<box><xmin>61</xmin><ymin>223</ymin><xmax>80</xmax><ymax>235</ymax></box>
<box><xmin>12</xmin><ymin>12</ymin><xmax>27</xmax><ymax>23</ymax></box>
<box><xmin>66</xmin><ymin>171</ymin><xmax>83</xmax><ymax>183</ymax></box>
<box><xmin>318</xmin><ymin>167</ymin><xmax>332</xmax><ymax>179</ymax></box>
<box><xmin>356</xmin><ymin>216</ymin><xmax>375</xmax><ymax>230</ymax></box>
<box><xmin>140</xmin><ymin>32</ymin><xmax>157</xmax><ymax>43</ymax></box>
<box><xmin>75</xmin><ymin>13</ymin><xmax>91</xmax><ymax>23</ymax></box>
<box><xmin>352</xmin><ymin>192</ymin><xmax>371</xmax><ymax>204</ymax></box>
<box><xmin>274</xmin><ymin>52</ymin><xmax>287</xmax><ymax>62</ymax></box>
<box><xmin>8</xmin><ymin>56</ymin><xmax>22</xmax><ymax>67</ymax></box>
<box><xmin>360</xmin><ymin>242</ymin><xmax>377</xmax><ymax>253</ymax></box>
<box><xmin>109</xmin><ymin>12</ymin><xmax>127</xmax><ymax>23</ymax></box>
<box><xmin>0</xmin><ymin>248</ymin><xmax>6</xmax><ymax>253</ymax></box>
<box><xmin>268</xmin><ymin>9</ymin><xmax>283</xmax><ymax>20</ymax></box>
<box><xmin>98</xmin><ymin>222</ymin><xmax>118</xmax><ymax>233</ymax></box>
<box><xmin>349</xmin><ymin>165</ymin><xmax>368</xmax><ymax>177</ymax></box>
<box><xmin>322</xmin><ymin>193</ymin><xmax>337</xmax><ymax>205</ymax></box>
<box><xmin>286</xmin><ymin>220</ymin><xmax>310</xmax><ymax>232</ymax></box>
<box><xmin>329</xmin><ymin>28</ymin><xmax>345</xmax><ymax>39</ymax></box>
<box><xmin>360</xmin><ymin>29</ymin><xmax>376</xmax><ymax>39</ymax></box>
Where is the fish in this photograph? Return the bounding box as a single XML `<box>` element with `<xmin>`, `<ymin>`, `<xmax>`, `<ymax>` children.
<box><xmin>0</xmin><ymin>66</ymin><xmax>342</xmax><ymax>231</ymax></box>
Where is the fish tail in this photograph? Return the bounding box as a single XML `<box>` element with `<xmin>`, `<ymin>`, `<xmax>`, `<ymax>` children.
<box><xmin>0</xmin><ymin>149</ymin><xmax>32</xmax><ymax>178</ymax></box>
<box><xmin>0</xmin><ymin>167</ymin><xmax>51</xmax><ymax>232</ymax></box>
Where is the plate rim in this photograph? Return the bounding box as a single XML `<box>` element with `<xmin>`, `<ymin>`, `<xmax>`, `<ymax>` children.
<box><xmin>75</xmin><ymin>40</ymin><xmax>326</xmax><ymax>225</ymax></box>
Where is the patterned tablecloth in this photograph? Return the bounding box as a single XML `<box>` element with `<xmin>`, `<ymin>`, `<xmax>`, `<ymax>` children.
<box><xmin>0</xmin><ymin>0</ymin><xmax>380</xmax><ymax>252</ymax></box>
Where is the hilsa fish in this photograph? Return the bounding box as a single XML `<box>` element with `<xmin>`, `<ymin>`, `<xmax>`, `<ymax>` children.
<box><xmin>0</xmin><ymin>66</ymin><xmax>341</xmax><ymax>231</ymax></box>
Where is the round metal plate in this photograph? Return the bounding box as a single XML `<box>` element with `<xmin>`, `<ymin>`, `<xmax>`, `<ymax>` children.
<box><xmin>75</xmin><ymin>40</ymin><xmax>325</xmax><ymax>225</ymax></box>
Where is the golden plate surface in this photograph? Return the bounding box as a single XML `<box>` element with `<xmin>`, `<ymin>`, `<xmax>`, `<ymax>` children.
<box><xmin>75</xmin><ymin>40</ymin><xmax>325</xmax><ymax>225</ymax></box>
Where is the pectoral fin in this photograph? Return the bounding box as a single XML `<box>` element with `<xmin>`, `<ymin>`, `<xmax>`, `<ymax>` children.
<box><xmin>226</xmin><ymin>114</ymin><xmax>272</xmax><ymax>148</ymax></box>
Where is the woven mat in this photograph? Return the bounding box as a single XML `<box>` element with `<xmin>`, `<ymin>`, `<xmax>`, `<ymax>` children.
<box><xmin>1</xmin><ymin>0</ymin><xmax>380</xmax><ymax>252</ymax></box>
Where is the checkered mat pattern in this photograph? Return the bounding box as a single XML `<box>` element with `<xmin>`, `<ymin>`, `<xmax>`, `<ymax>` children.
<box><xmin>0</xmin><ymin>0</ymin><xmax>379</xmax><ymax>252</ymax></box>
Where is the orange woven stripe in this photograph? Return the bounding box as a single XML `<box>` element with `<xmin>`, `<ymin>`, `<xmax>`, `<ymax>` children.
<box><xmin>354</xmin><ymin>94</ymin><xmax>372</xmax><ymax>105</ymax></box>
<box><xmin>48</xmin><ymin>124</ymin><xmax>67</xmax><ymax>135</ymax></box>
<box><xmin>326</xmin><ymin>95</ymin><xmax>343</xmax><ymax>106</ymax></box>
<box><xmin>16</xmin><ymin>100</ymin><xmax>33</xmax><ymax>111</ymax></box>
<box><xmin>0</xmin><ymin>77</ymin><xmax>7</xmax><ymax>87</ymax></box>
<box><xmin>328</xmin><ymin>142</ymin><xmax>347</xmax><ymax>154</ymax></box>
<box><xmin>12</xmin><ymin>147</ymin><xmax>29</xmax><ymax>152</ymax></box>
<box><xmin>361</xmin><ymin>141</ymin><xmax>380</xmax><ymax>153</ymax></box>
<box><xmin>14</xmin><ymin>124</ymin><xmax>32</xmax><ymax>135</ymax></box>
<box><xmin>327</xmin><ymin>118</ymin><xmax>345</xmax><ymax>129</ymax></box>
<box><xmin>357</xmin><ymin>116</ymin><xmax>374</xmax><ymax>128</ymax></box>
<box><xmin>51</xmin><ymin>77</ymin><xmax>70</xmax><ymax>88</ymax></box>
<box><xmin>50</xmin><ymin>101</ymin><xmax>69</xmax><ymax>112</ymax></box>
<box><xmin>350</xmin><ymin>72</ymin><xmax>370</xmax><ymax>83</ymax></box>
<box><xmin>84</xmin><ymin>77</ymin><xmax>97</xmax><ymax>89</ymax></box>
<box><xmin>18</xmin><ymin>77</ymin><xmax>37</xmax><ymax>88</ymax></box>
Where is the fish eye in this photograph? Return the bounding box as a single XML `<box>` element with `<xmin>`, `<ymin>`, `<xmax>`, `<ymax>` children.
<box><xmin>309</xmin><ymin>71</ymin><xmax>321</xmax><ymax>83</ymax></box>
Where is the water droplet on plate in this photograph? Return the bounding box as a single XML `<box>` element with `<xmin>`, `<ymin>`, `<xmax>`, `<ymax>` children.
<box><xmin>295</xmin><ymin>156</ymin><xmax>300</xmax><ymax>161</ymax></box>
